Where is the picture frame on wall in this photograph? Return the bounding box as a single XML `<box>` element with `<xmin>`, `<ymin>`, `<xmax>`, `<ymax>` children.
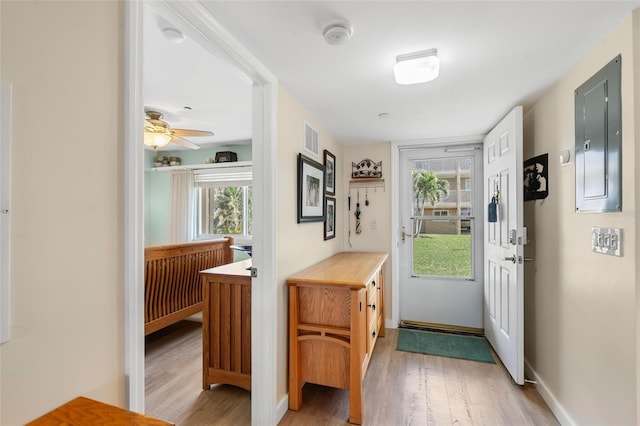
<box><xmin>323</xmin><ymin>149</ymin><xmax>336</xmax><ymax>196</ymax></box>
<box><xmin>523</xmin><ymin>153</ymin><xmax>549</xmax><ymax>201</ymax></box>
<box><xmin>297</xmin><ymin>153</ymin><xmax>325</xmax><ymax>223</ymax></box>
<box><xmin>324</xmin><ymin>197</ymin><xmax>336</xmax><ymax>240</ymax></box>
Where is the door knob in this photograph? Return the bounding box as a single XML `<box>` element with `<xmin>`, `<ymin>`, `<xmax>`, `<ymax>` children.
<box><xmin>504</xmin><ymin>255</ymin><xmax>516</xmax><ymax>263</ymax></box>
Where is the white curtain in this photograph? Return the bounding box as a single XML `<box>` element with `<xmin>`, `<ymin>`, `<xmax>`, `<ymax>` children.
<box><xmin>169</xmin><ymin>170</ymin><xmax>195</xmax><ymax>243</ymax></box>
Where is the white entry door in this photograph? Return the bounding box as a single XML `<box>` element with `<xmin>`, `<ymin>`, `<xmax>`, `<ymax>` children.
<box><xmin>399</xmin><ymin>145</ymin><xmax>484</xmax><ymax>330</ymax></box>
<box><xmin>483</xmin><ymin>106</ymin><xmax>524</xmax><ymax>385</ymax></box>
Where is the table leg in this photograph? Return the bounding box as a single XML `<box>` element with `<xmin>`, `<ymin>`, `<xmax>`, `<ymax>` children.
<box><xmin>288</xmin><ymin>285</ymin><xmax>302</xmax><ymax>410</ymax></box>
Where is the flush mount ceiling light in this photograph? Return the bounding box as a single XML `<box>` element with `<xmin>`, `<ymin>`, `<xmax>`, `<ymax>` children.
<box><xmin>393</xmin><ymin>48</ymin><xmax>440</xmax><ymax>85</ymax></box>
<box><xmin>322</xmin><ymin>22</ymin><xmax>353</xmax><ymax>46</ymax></box>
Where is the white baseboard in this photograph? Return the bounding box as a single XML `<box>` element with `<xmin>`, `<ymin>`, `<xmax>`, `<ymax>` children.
<box><xmin>385</xmin><ymin>318</ymin><xmax>397</xmax><ymax>329</ymax></box>
<box><xmin>524</xmin><ymin>359</ymin><xmax>575</xmax><ymax>426</ymax></box>
<box><xmin>276</xmin><ymin>394</ymin><xmax>289</xmax><ymax>424</ymax></box>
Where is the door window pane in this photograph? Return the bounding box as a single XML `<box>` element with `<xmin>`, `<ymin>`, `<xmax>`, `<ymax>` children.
<box><xmin>411</xmin><ymin>157</ymin><xmax>474</xmax><ymax>279</ymax></box>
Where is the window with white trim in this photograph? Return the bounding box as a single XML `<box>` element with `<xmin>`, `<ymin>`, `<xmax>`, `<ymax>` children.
<box><xmin>194</xmin><ymin>165</ymin><xmax>252</xmax><ymax>239</ymax></box>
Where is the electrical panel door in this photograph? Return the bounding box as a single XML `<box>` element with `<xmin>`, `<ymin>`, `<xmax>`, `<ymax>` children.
<box><xmin>574</xmin><ymin>55</ymin><xmax>621</xmax><ymax>212</ymax></box>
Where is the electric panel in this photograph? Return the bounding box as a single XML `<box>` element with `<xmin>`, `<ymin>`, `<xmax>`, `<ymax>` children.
<box><xmin>574</xmin><ymin>55</ymin><xmax>621</xmax><ymax>212</ymax></box>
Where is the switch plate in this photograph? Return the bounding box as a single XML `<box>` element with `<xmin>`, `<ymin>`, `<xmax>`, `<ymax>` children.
<box><xmin>591</xmin><ymin>227</ymin><xmax>622</xmax><ymax>256</ymax></box>
<box><xmin>371</xmin><ymin>218</ymin><xmax>378</xmax><ymax>229</ymax></box>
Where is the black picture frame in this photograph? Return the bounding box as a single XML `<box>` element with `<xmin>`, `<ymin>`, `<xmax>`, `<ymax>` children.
<box><xmin>297</xmin><ymin>153</ymin><xmax>325</xmax><ymax>223</ymax></box>
<box><xmin>323</xmin><ymin>149</ymin><xmax>336</xmax><ymax>196</ymax></box>
<box><xmin>324</xmin><ymin>197</ymin><xmax>336</xmax><ymax>240</ymax></box>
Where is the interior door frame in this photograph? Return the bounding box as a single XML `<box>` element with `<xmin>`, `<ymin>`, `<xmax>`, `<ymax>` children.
<box><xmin>391</xmin><ymin>136</ymin><xmax>484</xmax><ymax>328</ymax></box>
<box><xmin>124</xmin><ymin>1</ymin><xmax>280</xmax><ymax>424</ymax></box>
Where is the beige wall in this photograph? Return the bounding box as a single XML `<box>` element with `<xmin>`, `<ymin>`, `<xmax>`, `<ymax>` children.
<box><xmin>0</xmin><ymin>2</ymin><xmax>125</xmax><ymax>424</ymax></box>
<box><xmin>523</xmin><ymin>13</ymin><xmax>637</xmax><ymax>425</ymax></box>
<box><xmin>275</xmin><ymin>86</ymin><xmax>344</xmax><ymax>401</ymax></box>
<box><xmin>342</xmin><ymin>143</ymin><xmax>393</xmax><ymax>320</ymax></box>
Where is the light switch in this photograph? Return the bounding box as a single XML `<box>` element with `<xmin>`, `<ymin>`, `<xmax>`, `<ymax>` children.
<box><xmin>371</xmin><ymin>218</ymin><xmax>378</xmax><ymax>229</ymax></box>
<box><xmin>592</xmin><ymin>227</ymin><xmax>622</xmax><ymax>256</ymax></box>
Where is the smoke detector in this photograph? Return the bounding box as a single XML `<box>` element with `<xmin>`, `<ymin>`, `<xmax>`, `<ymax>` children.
<box><xmin>162</xmin><ymin>27</ymin><xmax>185</xmax><ymax>44</ymax></box>
<box><xmin>322</xmin><ymin>22</ymin><xmax>353</xmax><ymax>46</ymax></box>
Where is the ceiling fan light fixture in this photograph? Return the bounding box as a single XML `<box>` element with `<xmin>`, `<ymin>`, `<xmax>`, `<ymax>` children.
<box><xmin>144</xmin><ymin>131</ymin><xmax>172</xmax><ymax>149</ymax></box>
<box><xmin>144</xmin><ymin>111</ymin><xmax>173</xmax><ymax>149</ymax></box>
<box><xmin>393</xmin><ymin>48</ymin><xmax>440</xmax><ymax>85</ymax></box>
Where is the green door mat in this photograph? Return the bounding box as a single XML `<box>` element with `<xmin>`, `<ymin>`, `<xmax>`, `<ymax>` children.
<box><xmin>396</xmin><ymin>328</ymin><xmax>495</xmax><ymax>364</ymax></box>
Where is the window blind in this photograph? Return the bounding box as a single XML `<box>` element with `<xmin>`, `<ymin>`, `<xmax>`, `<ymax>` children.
<box><xmin>194</xmin><ymin>165</ymin><xmax>252</xmax><ymax>188</ymax></box>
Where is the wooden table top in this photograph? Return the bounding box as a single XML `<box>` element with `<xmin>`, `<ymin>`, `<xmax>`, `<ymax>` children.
<box><xmin>27</xmin><ymin>397</ymin><xmax>173</xmax><ymax>426</ymax></box>
<box><xmin>286</xmin><ymin>251</ymin><xmax>388</xmax><ymax>288</ymax></box>
<box><xmin>201</xmin><ymin>259</ymin><xmax>252</xmax><ymax>278</ymax></box>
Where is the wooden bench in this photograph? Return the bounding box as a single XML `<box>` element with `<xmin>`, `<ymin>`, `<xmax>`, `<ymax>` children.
<box><xmin>145</xmin><ymin>238</ymin><xmax>234</xmax><ymax>335</ymax></box>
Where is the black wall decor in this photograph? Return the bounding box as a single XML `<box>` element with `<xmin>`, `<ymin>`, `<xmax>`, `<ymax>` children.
<box><xmin>351</xmin><ymin>158</ymin><xmax>382</xmax><ymax>178</ymax></box>
<box><xmin>524</xmin><ymin>153</ymin><xmax>549</xmax><ymax>201</ymax></box>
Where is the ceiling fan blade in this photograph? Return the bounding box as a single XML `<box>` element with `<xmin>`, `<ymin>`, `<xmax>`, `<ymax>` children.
<box><xmin>171</xmin><ymin>135</ymin><xmax>201</xmax><ymax>150</ymax></box>
<box><xmin>172</xmin><ymin>128</ymin><xmax>214</xmax><ymax>137</ymax></box>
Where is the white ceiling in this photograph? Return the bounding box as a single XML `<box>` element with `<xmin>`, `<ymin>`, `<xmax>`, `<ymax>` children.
<box><xmin>143</xmin><ymin>6</ymin><xmax>252</xmax><ymax>150</ymax></box>
<box><xmin>145</xmin><ymin>1</ymin><xmax>640</xmax><ymax>148</ymax></box>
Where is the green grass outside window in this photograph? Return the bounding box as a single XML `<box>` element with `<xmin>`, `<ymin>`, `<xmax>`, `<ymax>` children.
<box><xmin>413</xmin><ymin>234</ymin><xmax>472</xmax><ymax>277</ymax></box>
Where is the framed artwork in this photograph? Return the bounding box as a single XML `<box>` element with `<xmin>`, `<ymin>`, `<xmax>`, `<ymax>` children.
<box><xmin>323</xmin><ymin>149</ymin><xmax>336</xmax><ymax>196</ymax></box>
<box><xmin>297</xmin><ymin>153</ymin><xmax>325</xmax><ymax>223</ymax></box>
<box><xmin>524</xmin><ymin>153</ymin><xmax>549</xmax><ymax>201</ymax></box>
<box><xmin>324</xmin><ymin>197</ymin><xmax>336</xmax><ymax>240</ymax></box>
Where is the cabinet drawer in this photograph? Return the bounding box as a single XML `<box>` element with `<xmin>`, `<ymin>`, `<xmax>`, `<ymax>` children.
<box><xmin>367</xmin><ymin>316</ymin><xmax>378</xmax><ymax>353</ymax></box>
<box><xmin>367</xmin><ymin>278</ymin><xmax>377</xmax><ymax>301</ymax></box>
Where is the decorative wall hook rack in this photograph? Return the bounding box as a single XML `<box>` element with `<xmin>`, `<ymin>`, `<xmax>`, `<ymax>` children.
<box><xmin>349</xmin><ymin>178</ymin><xmax>385</xmax><ymax>191</ymax></box>
<box><xmin>352</xmin><ymin>158</ymin><xmax>382</xmax><ymax>179</ymax></box>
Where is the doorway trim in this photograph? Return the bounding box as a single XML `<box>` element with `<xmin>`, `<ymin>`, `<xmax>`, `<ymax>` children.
<box><xmin>124</xmin><ymin>1</ymin><xmax>279</xmax><ymax>424</ymax></box>
<box><xmin>390</xmin><ymin>135</ymin><xmax>483</xmax><ymax>329</ymax></box>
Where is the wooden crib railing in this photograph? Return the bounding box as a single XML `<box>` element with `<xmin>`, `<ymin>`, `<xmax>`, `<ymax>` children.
<box><xmin>145</xmin><ymin>238</ymin><xmax>234</xmax><ymax>335</ymax></box>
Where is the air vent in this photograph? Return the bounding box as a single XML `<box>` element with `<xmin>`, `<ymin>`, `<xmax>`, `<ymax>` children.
<box><xmin>304</xmin><ymin>122</ymin><xmax>319</xmax><ymax>157</ymax></box>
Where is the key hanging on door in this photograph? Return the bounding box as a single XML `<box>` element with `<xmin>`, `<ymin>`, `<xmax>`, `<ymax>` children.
<box><xmin>488</xmin><ymin>183</ymin><xmax>500</xmax><ymax>223</ymax></box>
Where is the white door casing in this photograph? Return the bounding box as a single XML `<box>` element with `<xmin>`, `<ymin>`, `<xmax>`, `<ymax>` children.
<box><xmin>483</xmin><ymin>106</ymin><xmax>524</xmax><ymax>385</ymax></box>
<box><xmin>398</xmin><ymin>146</ymin><xmax>484</xmax><ymax>329</ymax></box>
<box><xmin>124</xmin><ymin>1</ymin><xmax>280</xmax><ymax>424</ymax></box>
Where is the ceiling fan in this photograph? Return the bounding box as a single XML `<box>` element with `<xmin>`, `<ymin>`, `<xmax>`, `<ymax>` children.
<box><xmin>143</xmin><ymin>110</ymin><xmax>213</xmax><ymax>150</ymax></box>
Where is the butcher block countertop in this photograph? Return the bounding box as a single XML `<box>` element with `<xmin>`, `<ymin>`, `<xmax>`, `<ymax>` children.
<box><xmin>286</xmin><ymin>251</ymin><xmax>388</xmax><ymax>288</ymax></box>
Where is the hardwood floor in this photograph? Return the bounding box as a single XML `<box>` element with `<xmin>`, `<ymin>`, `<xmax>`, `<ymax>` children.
<box><xmin>145</xmin><ymin>318</ymin><xmax>251</xmax><ymax>426</ymax></box>
<box><xmin>146</xmin><ymin>320</ymin><xmax>558</xmax><ymax>426</ymax></box>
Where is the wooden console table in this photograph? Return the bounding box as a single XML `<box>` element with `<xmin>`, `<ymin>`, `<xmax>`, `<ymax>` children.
<box><xmin>201</xmin><ymin>259</ymin><xmax>252</xmax><ymax>392</ymax></box>
<box><xmin>287</xmin><ymin>251</ymin><xmax>388</xmax><ymax>425</ymax></box>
